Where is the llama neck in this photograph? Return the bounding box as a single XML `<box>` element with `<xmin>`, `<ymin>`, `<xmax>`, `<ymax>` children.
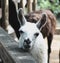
<box><xmin>30</xmin><ymin>33</ymin><xmax>47</xmax><ymax>63</ymax></box>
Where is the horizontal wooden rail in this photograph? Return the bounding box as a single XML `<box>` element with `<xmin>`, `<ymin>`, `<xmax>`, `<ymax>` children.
<box><xmin>0</xmin><ymin>27</ymin><xmax>36</xmax><ymax>63</ymax></box>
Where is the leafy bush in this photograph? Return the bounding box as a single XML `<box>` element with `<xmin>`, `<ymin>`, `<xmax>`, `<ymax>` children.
<box><xmin>37</xmin><ymin>0</ymin><xmax>60</xmax><ymax>16</ymax></box>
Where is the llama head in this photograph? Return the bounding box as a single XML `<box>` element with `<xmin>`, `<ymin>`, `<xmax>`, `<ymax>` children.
<box><xmin>18</xmin><ymin>8</ymin><xmax>47</xmax><ymax>51</ymax></box>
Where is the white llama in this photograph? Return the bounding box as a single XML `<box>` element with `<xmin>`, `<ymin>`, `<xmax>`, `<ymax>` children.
<box><xmin>18</xmin><ymin>8</ymin><xmax>47</xmax><ymax>63</ymax></box>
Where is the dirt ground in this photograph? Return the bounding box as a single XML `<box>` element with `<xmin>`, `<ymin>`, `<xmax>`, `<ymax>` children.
<box><xmin>50</xmin><ymin>35</ymin><xmax>60</xmax><ymax>63</ymax></box>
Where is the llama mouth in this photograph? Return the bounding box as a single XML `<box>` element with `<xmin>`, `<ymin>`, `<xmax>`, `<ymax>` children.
<box><xmin>24</xmin><ymin>45</ymin><xmax>30</xmax><ymax>49</ymax></box>
<box><xmin>22</xmin><ymin>44</ymin><xmax>30</xmax><ymax>51</ymax></box>
<box><xmin>23</xmin><ymin>42</ymin><xmax>30</xmax><ymax>49</ymax></box>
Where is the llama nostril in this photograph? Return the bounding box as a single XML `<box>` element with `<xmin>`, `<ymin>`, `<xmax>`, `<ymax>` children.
<box><xmin>24</xmin><ymin>39</ymin><xmax>31</xmax><ymax>44</ymax></box>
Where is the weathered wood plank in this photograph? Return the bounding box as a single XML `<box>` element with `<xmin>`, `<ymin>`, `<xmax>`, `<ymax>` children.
<box><xmin>0</xmin><ymin>27</ymin><xmax>36</xmax><ymax>63</ymax></box>
<box><xmin>0</xmin><ymin>43</ymin><xmax>15</xmax><ymax>63</ymax></box>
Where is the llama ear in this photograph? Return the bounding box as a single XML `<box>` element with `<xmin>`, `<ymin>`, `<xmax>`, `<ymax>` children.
<box><xmin>36</xmin><ymin>13</ymin><xmax>47</xmax><ymax>31</ymax></box>
<box><xmin>17</xmin><ymin>8</ymin><xmax>27</xmax><ymax>26</ymax></box>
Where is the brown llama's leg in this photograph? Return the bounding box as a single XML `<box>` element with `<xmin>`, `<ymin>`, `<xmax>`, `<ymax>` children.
<box><xmin>47</xmin><ymin>33</ymin><xmax>53</xmax><ymax>63</ymax></box>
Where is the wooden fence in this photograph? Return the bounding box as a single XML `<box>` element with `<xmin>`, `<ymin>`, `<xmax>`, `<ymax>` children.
<box><xmin>0</xmin><ymin>0</ymin><xmax>37</xmax><ymax>31</ymax></box>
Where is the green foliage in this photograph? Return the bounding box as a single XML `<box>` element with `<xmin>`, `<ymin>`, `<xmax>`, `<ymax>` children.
<box><xmin>39</xmin><ymin>0</ymin><xmax>51</xmax><ymax>9</ymax></box>
<box><xmin>37</xmin><ymin>0</ymin><xmax>60</xmax><ymax>15</ymax></box>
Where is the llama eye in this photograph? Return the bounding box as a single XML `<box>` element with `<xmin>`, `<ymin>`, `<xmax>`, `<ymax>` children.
<box><xmin>34</xmin><ymin>33</ymin><xmax>39</xmax><ymax>37</ymax></box>
<box><xmin>19</xmin><ymin>30</ymin><xmax>24</xmax><ymax>34</ymax></box>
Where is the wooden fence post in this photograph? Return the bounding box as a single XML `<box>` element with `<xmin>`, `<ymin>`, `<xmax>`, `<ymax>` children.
<box><xmin>27</xmin><ymin>0</ymin><xmax>32</xmax><ymax>13</ymax></box>
<box><xmin>33</xmin><ymin>0</ymin><xmax>37</xmax><ymax>11</ymax></box>
<box><xmin>1</xmin><ymin>0</ymin><xmax>7</xmax><ymax>31</ymax></box>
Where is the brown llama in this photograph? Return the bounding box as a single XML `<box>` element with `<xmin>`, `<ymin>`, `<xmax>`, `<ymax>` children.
<box><xmin>25</xmin><ymin>9</ymin><xmax>56</xmax><ymax>63</ymax></box>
